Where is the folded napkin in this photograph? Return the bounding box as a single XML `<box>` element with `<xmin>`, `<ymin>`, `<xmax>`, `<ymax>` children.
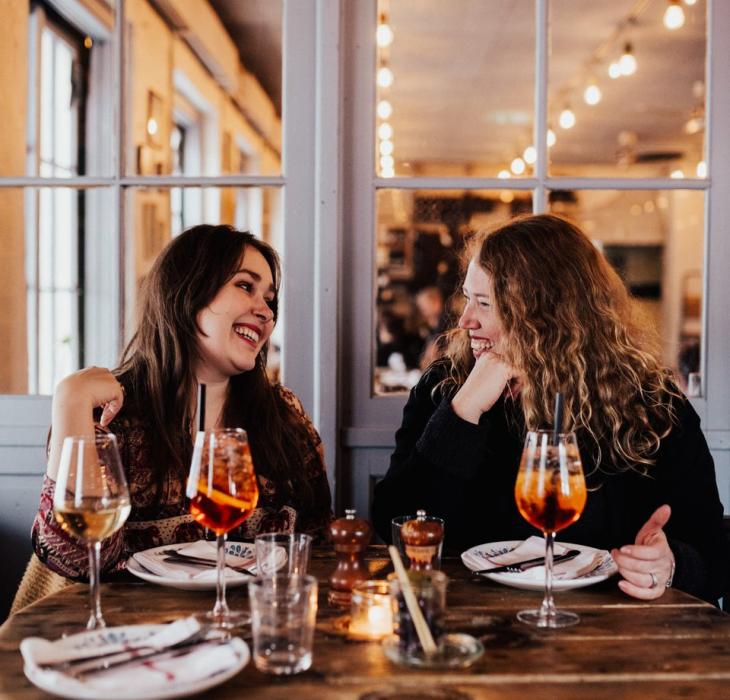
<box><xmin>22</xmin><ymin>625</ymin><xmax>246</xmax><ymax>695</ymax></box>
<box><xmin>465</xmin><ymin>536</ymin><xmax>607</xmax><ymax>581</ymax></box>
<box><xmin>20</xmin><ymin>617</ymin><xmax>201</xmax><ymax>667</ymax></box>
<box><xmin>131</xmin><ymin>540</ymin><xmax>255</xmax><ymax>582</ymax></box>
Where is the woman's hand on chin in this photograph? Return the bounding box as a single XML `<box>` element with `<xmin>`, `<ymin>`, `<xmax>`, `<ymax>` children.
<box><xmin>451</xmin><ymin>352</ymin><xmax>515</xmax><ymax>424</ymax></box>
<box><xmin>56</xmin><ymin>366</ymin><xmax>126</xmax><ymax>427</ymax></box>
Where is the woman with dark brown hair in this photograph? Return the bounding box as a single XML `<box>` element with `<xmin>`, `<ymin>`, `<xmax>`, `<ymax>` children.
<box><xmin>373</xmin><ymin>214</ymin><xmax>727</xmax><ymax>603</ymax></box>
<box><xmin>32</xmin><ymin>225</ymin><xmax>332</xmax><ymax>580</ymax></box>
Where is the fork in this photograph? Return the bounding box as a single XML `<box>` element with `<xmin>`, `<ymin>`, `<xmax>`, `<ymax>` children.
<box><xmin>161</xmin><ymin>549</ymin><xmax>256</xmax><ymax>575</ymax></box>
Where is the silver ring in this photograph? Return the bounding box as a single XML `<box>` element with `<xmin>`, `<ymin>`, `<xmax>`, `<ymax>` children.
<box><xmin>649</xmin><ymin>572</ymin><xmax>658</xmax><ymax>589</ymax></box>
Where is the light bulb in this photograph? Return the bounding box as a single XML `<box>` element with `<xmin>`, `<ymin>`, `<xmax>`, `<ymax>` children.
<box><xmin>663</xmin><ymin>1</ymin><xmax>685</xmax><ymax>30</ymax></box>
<box><xmin>523</xmin><ymin>145</ymin><xmax>537</xmax><ymax>164</ymax></box>
<box><xmin>379</xmin><ymin>140</ymin><xmax>394</xmax><ymax>156</ymax></box>
<box><xmin>500</xmin><ymin>191</ymin><xmax>514</xmax><ymax>204</ymax></box>
<box><xmin>377</xmin><ymin>66</ymin><xmax>394</xmax><ymax>88</ymax></box>
<box><xmin>559</xmin><ymin>106</ymin><xmax>576</xmax><ymax>129</ymax></box>
<box><xmin>671</xmin><ymin>169</ymin><xmax>684</xmax><ymax>179</ymax></box>
<box><xmin>377</xmin><ymin>100</ymin><xmax>393</xmax><ymax>119</ymax></box>
<box><xmin>380</xmin><ymin>154</ymin><xmax>394</xmax><ymax>169</ymax></box>
<box><xmin>510</xmin><ymin>157</ymin><xmax>526</xmax><ymax>175</ymax></box>
<box><xmin>498</xmin><ymin>169</ymin><xmax>511</xmax><ymax>179</ymax></box>
<box><xmin>146</xmin><ymin>118</ymin><xmax>158</xmax><ymax>136</ymax></box>
<box><xmin>376</xmin><ymin>22</ymin><xmax>394</xmax><ymax>48</ymax></box>
<box><xmin>684</xmin><ymin>0</ymin><xmax>697</xmax><ymax>5</ymax></box>
<box><xmin>381</xmin><ymin>167</ymin><xmax>395</xmax><ymax>178</ymax></box>
<box><xmin>547</xmin><ymin>128</ymin><xmax>556</xmax><ymax>147</ymax></box>
<box><xmin>696</xmin><ymin>161</ymin><xmax>707</xmax><ymax>177</ymax></box>
<box><xmin>619</xmin><ymin>43</ymin><xmax>637</xmax><ymax>76</ymax></box>
<box><xmin>378</xmin><ymin>122</ymin><xmax>393</xmax><ymax>140</ymax></box>
<box><xmin>608</xmin><ymin>61</ymin><xmax>621</xmax><ymax>79</ymax></box>
<box><xmin>584</xmin><ymin>83</ymin><xmax>602</xmax><ymax>106</ymax></box>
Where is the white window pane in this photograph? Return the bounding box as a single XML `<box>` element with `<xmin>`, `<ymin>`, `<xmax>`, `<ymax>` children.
<box><xmin>40</xmin><ymin>29</ymin><xmax>54</xmax><ymax>165</ymax></box>
<box><xmin>54</xmin><ymin>189</ymin><xmax>75</xmax><ymax>287</ymax></box>
<box><xmin>38</xmin><ymin>290</ymin><xmax>54</xmax><ymax>394</ymax></box>
<box><xmin>54</xmin><ymin>39</ymin><xmax>74</xmax><ymax>171</ymax></box>
<box><xmin>38</xmin><ymin>189</ymin><xmax>53</xmax><ymax>288</ymax></box>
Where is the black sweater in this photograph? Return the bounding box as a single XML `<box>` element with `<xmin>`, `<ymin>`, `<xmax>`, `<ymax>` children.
<box><xmin>372</xmin><ymin>363</ymin><xmax>729</xmax><ymax>603</ymax></box>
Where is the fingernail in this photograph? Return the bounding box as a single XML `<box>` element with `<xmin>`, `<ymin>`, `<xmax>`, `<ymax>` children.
<box><xmin>620</xmin><ymin>547</ymin><xmax>632</xmax><ymax>555</ymax></box>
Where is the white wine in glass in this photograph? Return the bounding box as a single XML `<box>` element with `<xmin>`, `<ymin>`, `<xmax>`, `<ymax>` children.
<box><xmin>53</xmin><ymin>433</ymin><xmax>130</xmax><ymax>630</ymax></box>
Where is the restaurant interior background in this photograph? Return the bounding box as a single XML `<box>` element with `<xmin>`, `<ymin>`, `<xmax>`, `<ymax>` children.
<box><xmin>0</xmin><ymin>0</ymin><xmax>728</xmax><ymax>620</ymax></box>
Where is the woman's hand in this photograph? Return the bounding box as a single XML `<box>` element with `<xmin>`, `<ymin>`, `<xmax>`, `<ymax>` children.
<box><xmin>55</xmin><ymin>366</ymin><xmax>126</xmax><ymax>427</ymax></box>
<box><xmin>612</xmin><ymin>505</ymin><xmax>675</xmax><ymax>600</ymax></box>
<box><xmin>451</xmin><ymin>352</ymin><xmax>515</xmax><ymax>424</ymax></box>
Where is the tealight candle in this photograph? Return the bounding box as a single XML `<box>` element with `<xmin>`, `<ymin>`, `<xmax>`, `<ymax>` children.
<box><xmin>348</xmin><ymin>580</ymin><xmax>393</xmax><ymax>640</ymax></box>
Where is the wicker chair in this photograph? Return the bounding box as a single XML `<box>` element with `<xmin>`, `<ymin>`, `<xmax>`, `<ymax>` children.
<box><xmin>9</xmin><ymin>554</ymin><xmax>72</xmax><ymax>615</ymax></box>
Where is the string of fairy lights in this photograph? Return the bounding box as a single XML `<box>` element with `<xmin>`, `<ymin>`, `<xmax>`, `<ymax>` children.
<box><xmin>375</xmin><ymin>0</ymin><xmax>705</xmax><ymax>180</ymax></box>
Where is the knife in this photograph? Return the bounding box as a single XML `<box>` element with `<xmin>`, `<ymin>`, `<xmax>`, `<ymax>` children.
<box><xmin>472</xmin><ymin>548</ymin><xmax>581</xmax><ymax>575</ymax></box>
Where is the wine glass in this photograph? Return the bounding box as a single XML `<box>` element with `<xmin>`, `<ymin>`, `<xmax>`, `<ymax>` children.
<box><xmin>53</xmin><ymin>433</ymin><xmax>131</xmax><ymax>630</ymax></box>
<box><xmin>514</xmin><ymin>430</ymin><xmax>587</xmax><ymax>628</ymax></box>
<box><xmin>186</xmin><ymin>428</ymin><xmax>259</xmax><ymax>629</ymax></box>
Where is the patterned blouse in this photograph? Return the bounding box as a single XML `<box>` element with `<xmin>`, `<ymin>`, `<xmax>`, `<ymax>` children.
<box><xmin>32</xmin><ymin>385</ymin><xmax>333</xmax><ymax>580</ymax></box>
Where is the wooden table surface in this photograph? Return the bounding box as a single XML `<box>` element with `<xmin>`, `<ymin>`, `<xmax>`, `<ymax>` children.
<box><xmin>1</xmin><ymin>546</ymin><xmax>729</xmax><ymax>699</ymax></box>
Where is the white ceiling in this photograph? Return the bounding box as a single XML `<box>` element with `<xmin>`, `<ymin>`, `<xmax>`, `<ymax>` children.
<box><xmin>209</xmin><ymin>0</ymin><xmax>706</xmax><ymax>171</ymax></box>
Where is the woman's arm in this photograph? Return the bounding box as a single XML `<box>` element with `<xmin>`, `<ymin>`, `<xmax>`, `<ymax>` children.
<box><xmin>371</xmin><ymin>365</ymin><xmax>497</xmax><ymax>546</ymax></box>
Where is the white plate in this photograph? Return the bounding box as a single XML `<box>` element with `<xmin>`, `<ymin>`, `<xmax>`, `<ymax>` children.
<box><xmin>22</xmin><ymin>624</ymin><xmax>249</xmax><ymax>700</ymax></box>
<box><xmin>461</xmin><ymin>540</ymin><xmax>617</xmax><ymax>591</ymax></box>
<box><xmin>127</xmin><ymin>542</ymin><xmax>254</xmax><ymax>591</ymax></box>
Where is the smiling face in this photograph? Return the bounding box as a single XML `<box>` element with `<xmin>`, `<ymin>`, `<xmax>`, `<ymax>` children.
<box><xmin>194</xmin><ymin>246</ymin><xmax>276</xmax><ymax>382</ymax></box>
<box><xmin>458</xmin><ymin>259</ymin><xmax>505</xmax><ymax>359</ymax></box>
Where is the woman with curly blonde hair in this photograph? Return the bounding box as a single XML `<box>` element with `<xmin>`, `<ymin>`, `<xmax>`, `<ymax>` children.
<box><xmin>373</xmin><ymin>214</ymin><xmax>727</xmax><ymax>603</ymax></box>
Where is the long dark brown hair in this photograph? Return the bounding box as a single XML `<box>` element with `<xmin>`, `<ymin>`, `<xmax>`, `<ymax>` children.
<box><xmin>438</xmin><ymin>214</ymin><xmax>680</xmax><ymax>474</ymax></box>
<box><xmin>115</xmin><ymin>224</ymin><xmax>314</xmax><ymax>503</ymax></box>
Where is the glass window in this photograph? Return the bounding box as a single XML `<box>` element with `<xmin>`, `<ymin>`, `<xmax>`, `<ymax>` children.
<box><xmin>374</xmin><ymin>0</ymin><xmax>535</xmax><ymax>179</ymax></box>
<box><xmin>549</xmin><ymin>1</ymin><xmax>707</xmax><ymax>178</ymax></box>
<box><xmin>125</xmin><ymin>0</ymin><xmax>282</xmax><ymax>177</ymax></box>
<box><xmin>374</xmin><ymin>188</ymin><xmax>532</xmax><ymax>394</ymax></box>
<box><xmin>550</xmin><ymin>189</ymin><xmax>704</xmax><ymax>393</ymax></box>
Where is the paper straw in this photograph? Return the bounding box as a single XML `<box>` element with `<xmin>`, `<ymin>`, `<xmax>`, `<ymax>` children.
<box><xmin>196</xmin><ymin>383</ymin><xmax>206</xmax><ymax>432</ymax></box>
<box><xmin>553</xmin><ymin>391</ymin><xmax>564</xmax><ymax>443</ymax></box>
<box><xmin>388</xmin><ymin>545</ymin><xmax>437</xmax><ymax>655</ymax></box>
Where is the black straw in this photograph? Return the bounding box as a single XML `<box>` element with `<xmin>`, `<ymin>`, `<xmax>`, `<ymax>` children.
<box><xmin>197</xmin><ymin>383</ymin><xmax>206</xmax><ymax>432</ymax></box>
<box><xmin>553</xmin><ymin>392</ymin><xmax>564</xmax><ymax>443</ymax></box>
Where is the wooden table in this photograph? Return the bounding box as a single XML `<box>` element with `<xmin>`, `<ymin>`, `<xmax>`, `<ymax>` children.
<box><xmin>1</xmin><ymin>547</ymin><xmax>729</xmax><ymax>699</ymax></box>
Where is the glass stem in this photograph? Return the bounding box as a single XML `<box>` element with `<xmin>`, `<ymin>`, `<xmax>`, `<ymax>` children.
<box><xmin>213</xmin><ymin>533</ymin><xmax>230</xmax><ymax>619</ymax></box>
<box><xmin>87</xmin><ymin>541</ymin><xmax>105</xmax><ymax>629</ymax></box>
<box><xmin>539</xmin><ymin>531</ymin><xmax>557</xmax><ymax>621</ymax></box>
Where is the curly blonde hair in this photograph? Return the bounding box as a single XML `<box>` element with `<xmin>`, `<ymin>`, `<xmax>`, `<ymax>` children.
<box><xmin>438</xmin><ymin>214</ymin><xmax>680</xmax><ymax>474</ymax></box>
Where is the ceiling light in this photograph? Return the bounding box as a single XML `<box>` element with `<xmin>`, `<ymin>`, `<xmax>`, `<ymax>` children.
<box><xmin>663</xmin><ymin>0</ymin><xmax>686</xmax><ymax>30</ymax></box>
<box><xmin>671</xmin><ymin>169</ymin><xmax>684</xmax><ymax>178</ymax></box>
<box><xmin>584</xmin><ymin>82</ymin><xmax>602</xmax><ymax>106</ymax></box>
<box><xmin>608</xmin><ymin>61</ymin><xmax>621</xmax><ymax>79</ymax></box>
<box><xmin>376</xmin><ymin>15</ymin><xmax>394</xmax><ymax>48</ymax></box>
<box><xmin>523</xmin><ymin>145</ymin><xmax>537</xmax><ymax>164</ymax></box>
<box><xmin>696</xmin><ymin>161</ymin><xmax>707</xmax><ymax>177</ymax></box>
<box><xmin>619</xmin><ymin>43</ymin><xmax>637</xmax><ymax>76</ymax></box>
<box><xmin>381</xmin><ymin>167</ymin><xmax>395</xmax><ymax>178</ymax></box>
<box><xmin>684</xmin><ymin>0</ymin><xmax>697</xmax><ymax>5</ymax></box>
<box><xmin>510</xmin><ymin>157</ymin><xmax>526</xmax><ymax>175</ymax></box>
<box><xmin>380</xmin><ymin>154</ymin><xmax>394</xmax><ymax>169</ymax></box>
<box><xmin>379</xmin><ymin>140</ymin><xmax>394</xmax><ymax>156</ymax></box>
<box><xmin>377</xmin><ymin>100</ymin><xmax>393</xmax><ymax>119</ymax></box>
<box><xmin>559</xmin><ymin>106</ymin><xmax>576</xmax><ymax>129</ymax></box>
<box><xmin>377</xmin><ymin>66</ymin><xmax>394</xmax><ymax>88</ymax></box>
<box><xmin>378</xmin><ymin>123</ymin><xmax>393</xmax><ymax>140</ymax></box>
<box><xmin>146</xmin><ymin>118</ymin><xmax>158</xmax><ymax>136</ymax></box>
<box><xmin>498</xmin><ymin>169</ymin><xmax>511</xmax><ymax>179</ymax></box>
<box><xmin>547</xmin><ymin>128</ymin><xmax>557</xmax><ymax>147</ymax></box>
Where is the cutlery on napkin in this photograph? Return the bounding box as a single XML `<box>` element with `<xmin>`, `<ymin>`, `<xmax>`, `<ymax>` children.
<box><xmin>472</xmin><ymin>548</ymin><xmax>581</xmax><ymax>574</ymax></box>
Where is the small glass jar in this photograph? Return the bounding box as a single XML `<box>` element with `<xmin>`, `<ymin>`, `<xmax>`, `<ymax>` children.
<box><xmin>348</xmin><ymin>580</ymin><xmax>394</xmax><ymax>640</ymax></box>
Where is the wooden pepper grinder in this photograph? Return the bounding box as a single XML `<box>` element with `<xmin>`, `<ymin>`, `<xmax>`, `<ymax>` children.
<box><xmin>328</xmin><ymin>508</ymin><xmax>372</xmax><ymax>607</ymax></box>
<box><xmin>400</xmin><ymin>509</ymin><xmax>444</xmax><ymax>571</ymax></box>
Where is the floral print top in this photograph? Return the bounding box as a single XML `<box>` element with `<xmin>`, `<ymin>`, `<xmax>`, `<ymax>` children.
<box><xmin>32</xmin><ymin>385</ymin><xmax>333</xmax><ymax>580</ymax></box>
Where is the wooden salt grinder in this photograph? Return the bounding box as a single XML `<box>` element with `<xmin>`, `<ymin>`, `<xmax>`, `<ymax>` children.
<box><xmin>328</xmin><ymin>508</ymin><xmax>372</xmax><ymax>607</ymax></box>
<box><xmin>400</xmin><ymin>509</ymin><xmax>444</xmax><ymax>571</ymax></box>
